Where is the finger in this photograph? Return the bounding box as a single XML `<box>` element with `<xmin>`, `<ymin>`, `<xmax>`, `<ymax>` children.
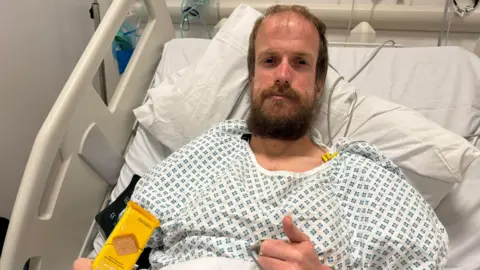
<box><xmin>260</xmin><ymin>239</ymin><xmax>301</xmax><ymax>262</ymax></box>
<box><xmin>73</xmin><ymin>258</ymin><xmax>93</xmax><ymax>270</ymax></box>
<box><xmin>283</xmin><ymin>216</ymin><xmax>310</xmax><ymax>243</ymax></box>
<box><xmin>258</xmin><ymin>255</ymin><xmax>290</xmax><ymax>270</ymax></box>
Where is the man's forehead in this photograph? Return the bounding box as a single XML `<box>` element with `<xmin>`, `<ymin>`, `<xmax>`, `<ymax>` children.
<box><xmin>259</xmin><ymin>11</ymin><xmax>318</xmax><ymax>37</ymax></box>
<box><xmin>255</xmin><ymin>11</ymin><xmax>320</xmax><ymax>57</ymax></box>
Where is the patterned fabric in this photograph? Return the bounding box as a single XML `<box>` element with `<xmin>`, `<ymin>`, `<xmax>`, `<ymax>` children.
<box><xmin>131</xmin><ymin>120</ymin><xmax>448</xmax><ymax>269</ymax></box>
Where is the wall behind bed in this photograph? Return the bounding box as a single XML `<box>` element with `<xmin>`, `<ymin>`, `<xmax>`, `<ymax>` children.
<box><xmin>175</xmin><ymin>24</ymin><xmax>480</xmax><ymax>53</ymax></box>
<box><xmin>94</xmin><ymin>0</ymin><xmax>479</xmax><ymax>104</ymax></box>
<box><xmin>0</xmin><ymin>0</ymin><xmax>95</xmax><ymax>221</ymax></box>
<box><xmin>172</xmin><ymin>0</ymin><xmax>480</xmax><ymax>54</ymax></box>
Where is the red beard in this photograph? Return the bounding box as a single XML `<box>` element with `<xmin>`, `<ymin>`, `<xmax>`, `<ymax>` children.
<box><xmin>247</xmin><ymin>82</ymin><xmax>319</xmax><ymax>140</ymax></box>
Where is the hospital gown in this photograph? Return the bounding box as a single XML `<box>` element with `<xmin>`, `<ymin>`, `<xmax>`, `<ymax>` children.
<box><xmin>131</xmin><ymin>120</ymin><xmax>448</xmax><ymax>269</ymax></box>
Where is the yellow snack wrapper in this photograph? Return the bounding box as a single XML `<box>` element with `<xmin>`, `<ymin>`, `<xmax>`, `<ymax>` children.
<box><xmin>93</xmin><ymin>201</ymin><xmax>160</xmax><ymax>270</ymax></box>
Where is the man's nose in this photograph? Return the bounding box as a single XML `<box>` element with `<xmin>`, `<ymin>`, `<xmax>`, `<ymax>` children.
<box><xmin>275</xmin><ymin>59</ymin><xmax>293</xmax><ymax>85</ymax></box>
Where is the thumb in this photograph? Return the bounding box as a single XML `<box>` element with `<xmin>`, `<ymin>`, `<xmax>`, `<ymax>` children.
<box><xmin>282</xmin><ymin>216</ymin><xmax>310</xmax><ymax>243</ymax></box>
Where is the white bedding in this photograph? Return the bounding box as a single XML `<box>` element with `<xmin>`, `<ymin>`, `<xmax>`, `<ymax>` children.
<box><xmin>100</xmin><ymin>39</ymin><xmax>480</xmax><ymax>269</ymax></box>
<box><xmin>153</xmin><ymin>41</ymin><xmax>480</xmax><ymax>138</ymax></box>
<box><xmin>160</xmin><ymin>257</ymin><xmax>256</xmax><ymax>270</ymax></box>
<box><xmin>330</xmin><ymin>46</ymin><xmax>480</xmax><ymax>137</ymax></box>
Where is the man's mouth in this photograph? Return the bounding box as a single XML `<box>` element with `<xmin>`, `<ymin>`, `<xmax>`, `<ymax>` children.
<box><xmin>267</xmin><ymin>94</ymin><xmax>298</xmax><ymax>103</ymax></box>
<box><xmin>268</xmin><ymin>93</ymin><xmax>289</xmax><ymax>98</ymax></box>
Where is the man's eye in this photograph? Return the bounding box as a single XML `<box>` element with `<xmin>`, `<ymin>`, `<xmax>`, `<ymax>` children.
<box><xmin>263</xmin><ymin>58</ymin><xmax>276</xmax><ymax>65</ymax></box>
<box><xmin>296</xmin><ymin>59</ymin><xmax>308</xmax><ymax>65</ymax></box>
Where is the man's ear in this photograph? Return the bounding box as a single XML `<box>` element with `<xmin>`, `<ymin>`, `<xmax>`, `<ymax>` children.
<box><xmin>316</xmin><ymin>80</ymin><xmax>324</xmax><ymax>99</ymax></box>
<box><xmin>248</xmin><ymin>75</ymin><xmax>254</xmax><ymax>89</ymax></box>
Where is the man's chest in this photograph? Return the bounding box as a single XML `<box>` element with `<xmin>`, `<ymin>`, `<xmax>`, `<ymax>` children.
<box><xmin>254</xmin><ymin>155</ymin><xmax>325</xmax><ymax>173</ymax></box>
<box><xmin>158</xmin><ymin>164</ymin><xmax>351</xmax><ymax>266</ymax></box>
<box><xmin>162</xmin><ymin>163</ymin><xmax>341</xmax><ymax>233</ymax></box>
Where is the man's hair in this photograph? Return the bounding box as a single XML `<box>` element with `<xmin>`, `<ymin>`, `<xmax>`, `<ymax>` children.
<box><xmin>247</xmin><ymin>5</ymin><xmax>329</xmax><ymax>84</ymax></box>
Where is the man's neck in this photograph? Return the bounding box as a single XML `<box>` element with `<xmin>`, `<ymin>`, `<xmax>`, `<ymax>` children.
<box><xmin>250</xmin><ymin>135</ymin><xmax>321</xmax><ymax>158</ymax></box>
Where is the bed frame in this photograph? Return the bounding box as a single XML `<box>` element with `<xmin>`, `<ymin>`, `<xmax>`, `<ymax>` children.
<box><xmin>0</xmin><ymin>0</ymin><xmax>174</xmax><ymax>269</ymax></box>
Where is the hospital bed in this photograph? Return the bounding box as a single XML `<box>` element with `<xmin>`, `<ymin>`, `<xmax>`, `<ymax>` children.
<box><xmin>1</xmin><ymin>0</ymin><xmax>480</xmax><ymax>269</ymax></box>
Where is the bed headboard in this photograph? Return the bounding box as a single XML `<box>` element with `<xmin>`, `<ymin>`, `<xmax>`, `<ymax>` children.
<box><xmin>0</xmin><ymin>0</ymin><xmax>174</xmax><ymax>269</ymax></box>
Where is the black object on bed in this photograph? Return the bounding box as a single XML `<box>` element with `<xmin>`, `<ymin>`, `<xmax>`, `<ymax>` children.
<box><xmin>0</xmin><ymin>217</ymin><xmax>8</xmax><ymax>257</ymax></box>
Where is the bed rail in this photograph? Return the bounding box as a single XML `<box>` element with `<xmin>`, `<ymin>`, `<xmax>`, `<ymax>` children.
<box><xmin>0</xmin><ymin>0</ymin><xmax>174</xmax><ymax>269</ymax></box>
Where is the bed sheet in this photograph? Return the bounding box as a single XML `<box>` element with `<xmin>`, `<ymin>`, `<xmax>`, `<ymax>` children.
<box><xmin>104</xmin><ymin>39</ymin><xmax>480</xmax><ymax>268</ymax></box>
<box><xmin>329</xmin><ymin>46</ymin><xmax>480</xmax><ymax>137</ymax></box>
<box><xmin>435</xmin><ymin>157</ymin><xmax>480</xmax><ymax>270</ymax></box>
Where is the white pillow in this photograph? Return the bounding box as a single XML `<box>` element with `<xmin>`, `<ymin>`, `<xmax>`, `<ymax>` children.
<box><xmin>134</xmin><ymin>3</ymin><xmax>480</xmax><ymax>208</ymax></box>
<box><xmin>329</xmin><ymin>46</ymin><xmax>480</xmax><ymax>137</ymax></box>
<box><xmin>332</xmin><ymin>96</ymin><xmax>480</xmax><ymax>208</ymax></box>
<box><xmin>315</xmin><ymin>70</ymin><xmax>480</xmax><ymax>208</ymax></box>
<box><xmin>134</xmin><ymin>4</ymin><xmax>259</xmax><ymax>151</ymax></box>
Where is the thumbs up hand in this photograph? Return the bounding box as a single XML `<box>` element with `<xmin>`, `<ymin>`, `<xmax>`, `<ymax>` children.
<box><xmin>257</xmin><ymin>216</ymin><xmax>331</xmax><ymax>270</ymax></box>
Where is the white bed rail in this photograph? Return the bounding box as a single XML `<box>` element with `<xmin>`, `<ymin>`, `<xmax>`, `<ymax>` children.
<box><xmin>0</xmin><ymin>0</ymin><xmax>174</xmax><ymax>269</ymax></box>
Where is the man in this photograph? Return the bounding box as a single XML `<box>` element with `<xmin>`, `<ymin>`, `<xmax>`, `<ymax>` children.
<box><xmin>75</xmin><ymin>4</ymin><xmax>447</xmax><ymax>270</ymax></box>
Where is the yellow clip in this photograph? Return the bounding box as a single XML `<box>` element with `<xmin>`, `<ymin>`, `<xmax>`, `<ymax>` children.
<box><xmin>321</xmin><ymin>151</ymin><xmax>338</xmax><ymax>162</ymax></box>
